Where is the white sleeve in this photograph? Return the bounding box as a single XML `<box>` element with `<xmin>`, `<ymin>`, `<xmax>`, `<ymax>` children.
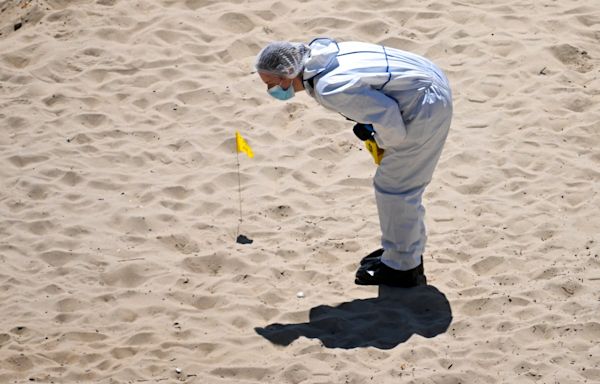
<box><xmin>315</xmin><ymin>75</ymin><xmax>407</xmax><ymax>148</ymax></box>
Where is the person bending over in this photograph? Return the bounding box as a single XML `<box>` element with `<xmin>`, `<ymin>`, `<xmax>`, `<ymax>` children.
<box><xmin>255</xmin><ymin>38</ymin><xmax>452</xmax><ymax>288</ymax></box>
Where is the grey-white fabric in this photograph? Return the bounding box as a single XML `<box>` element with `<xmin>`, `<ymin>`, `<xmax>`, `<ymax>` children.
<box><xmin>303</xmin><ymin>38</ymin><xmax>453</xmax><ymax>270</ymax></box>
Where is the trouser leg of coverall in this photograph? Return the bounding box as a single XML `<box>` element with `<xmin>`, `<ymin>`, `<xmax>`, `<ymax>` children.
<box><xmin>375</xmin><ymin>184</ymin><xmax>427</xmax><ymax>271</ymax></box>
<box><xmin>374</xmin><ymin>102</ymin><xmax>451</xmax><ymax>271</ymax></box>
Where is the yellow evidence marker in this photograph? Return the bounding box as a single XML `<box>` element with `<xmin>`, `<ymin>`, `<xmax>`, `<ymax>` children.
<box><xmin>365</xmin><ymin>139</ymin><xmax>384</xmax><ymax>165</ymax></box>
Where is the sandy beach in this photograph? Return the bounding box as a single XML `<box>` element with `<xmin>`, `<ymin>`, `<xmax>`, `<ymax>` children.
<box><xmin>1</xmin><ymin>0</ymin><xmax>599</xmax><ymax>382</ymax></box>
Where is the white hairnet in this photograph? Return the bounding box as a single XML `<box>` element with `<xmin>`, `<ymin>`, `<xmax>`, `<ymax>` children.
<box><xmin>255</xmin><ymin>41</ymin><xmax>311</xmax><ymax>79</ymax></box>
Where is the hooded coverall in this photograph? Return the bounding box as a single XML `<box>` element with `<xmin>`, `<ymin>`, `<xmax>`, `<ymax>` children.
<box><xmin>302</xmin><ymin>38</ymin><xmax>453</xmax><ymax>271</ymax></box>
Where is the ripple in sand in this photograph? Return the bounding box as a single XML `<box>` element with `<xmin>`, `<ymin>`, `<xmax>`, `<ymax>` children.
<box><xmin>217</xmin><ymin>12</ymin><xmax>254</xmax><ymax>33</ymax></box>
<box><xmin>40</xmin><ymin>250</ymin><xmax>78</xmax><ymax>267</ymax></box>
<box><xmin>549</xmin><ymin>43</ymin><xmax>593</xmax><ymax>73</ymax></box>
<box><xmin>7</xmin><ymin>155</ymin><xmax>49</xmax><ymax>168</ymax></box>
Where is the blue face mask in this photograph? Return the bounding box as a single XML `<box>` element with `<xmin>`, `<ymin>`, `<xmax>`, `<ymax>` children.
<box><xmin>268</xmin><ymin>84</ymin><xmax>295</xmax><ymax>101</ymax></box>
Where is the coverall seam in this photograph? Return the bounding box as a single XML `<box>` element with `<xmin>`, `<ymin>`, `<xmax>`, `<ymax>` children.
<box><xmin>378</xmin><ymin>46</ymin><xmax>392</xmax><ymax>91</ymax></box>
<box><xmin>336</xmin><ymin>50</ymin><xmax>383</xmax><ymax>57</ymax></box>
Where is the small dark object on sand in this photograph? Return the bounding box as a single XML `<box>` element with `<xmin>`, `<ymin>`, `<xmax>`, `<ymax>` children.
<box><xmin>14</xmin><ymin>22</ymin><xmax>22</xmax><ymax>31</ymax></box>
<box><xmin>236</xmin><ymin>234</ymin><xmax>253</xmax><ymax>244</ymax></box>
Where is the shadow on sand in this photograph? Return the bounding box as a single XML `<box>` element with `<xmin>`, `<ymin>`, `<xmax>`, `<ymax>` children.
<box><xmin>255</xmin><ymin>284</ymin><xmax>452</xmax><ymax>349</ymax></box>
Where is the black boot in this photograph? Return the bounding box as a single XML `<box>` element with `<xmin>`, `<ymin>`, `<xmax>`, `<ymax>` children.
<box><xmin>355</xmin><ymin>255</ymin><xmax>426</xmax><ymax>288</ymax></box>
<box><xmin>359</xmin><ymin>248</ymin><xmax>384</xmax><ymax>265</ymax></box>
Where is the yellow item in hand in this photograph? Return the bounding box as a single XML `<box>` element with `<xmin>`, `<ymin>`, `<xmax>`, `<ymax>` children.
<box><xmin>365</xmin><ymin>139</ymin><xmax>384</xmax><ymax>165</ymax></box>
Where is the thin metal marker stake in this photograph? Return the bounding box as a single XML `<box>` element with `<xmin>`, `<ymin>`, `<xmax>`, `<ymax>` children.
<box><xmin>235</xmin><ymin>144</ymin><xmax>252</xmax><ymax>244</ymax></box>
<box><xmin>236</xmin><ymin>149</ymin><xmax>243</xmax><ymax>237</ymax></box>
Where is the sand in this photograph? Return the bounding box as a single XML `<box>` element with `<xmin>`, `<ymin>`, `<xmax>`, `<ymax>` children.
<box><xmin>1</xmin><ymin>0</ymin><xmax>599</xmax><ymax>383</ymax></box>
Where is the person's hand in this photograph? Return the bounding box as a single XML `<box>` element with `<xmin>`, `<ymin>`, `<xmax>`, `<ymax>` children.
<box><xmin>353</xmin><ymin>123</ymin><xmax>375</xmax><ymax>141</ymax></box>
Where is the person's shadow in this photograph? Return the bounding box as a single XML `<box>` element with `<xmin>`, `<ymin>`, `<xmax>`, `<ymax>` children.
<box><xmin>255</xmin><ymin>284</ymin><xmax>452</xmax><ymax>349</ymax></box>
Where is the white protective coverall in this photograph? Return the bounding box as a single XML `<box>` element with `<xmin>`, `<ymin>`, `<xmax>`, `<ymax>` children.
<box><xmin>303</xmin><ymin>38</ymin><xmax>452</xmax><ymax>271</ymax></box>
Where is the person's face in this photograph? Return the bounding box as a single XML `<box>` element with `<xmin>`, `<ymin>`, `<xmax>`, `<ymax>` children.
<box><xmin>259</xmin><ymin>72</ymin><xmax>293</xmax><ymax>91</ymax></box>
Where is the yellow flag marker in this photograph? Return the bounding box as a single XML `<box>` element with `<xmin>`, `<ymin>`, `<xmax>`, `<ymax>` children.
<box><xmin>236</xmin><ymin>130</ymin><xmax>254</xmax><ymax>158</ymax></box>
